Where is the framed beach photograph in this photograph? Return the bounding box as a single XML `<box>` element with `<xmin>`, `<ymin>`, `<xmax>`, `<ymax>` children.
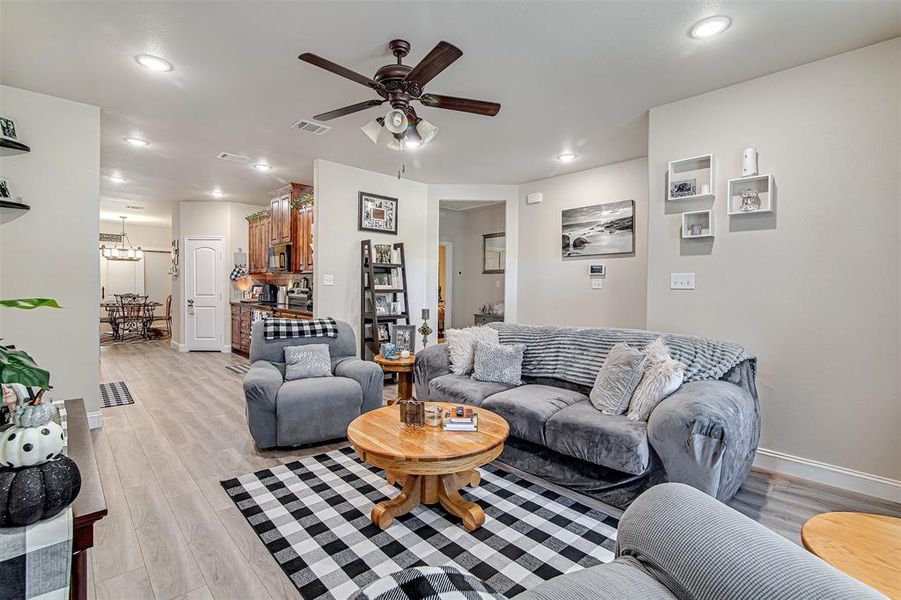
<box><xmin>358</xmin><ymin>192</ymin><xmax>398</xmax><ymax>235</ymax></box>
<box><xmin>562</xmin><ymin>200</ymin><xmax>635</xmax><ymax>257</ymax></box>
<box><xmin>0</xmin><ymin>116</ymin><xmax>19</xmax><ymax>143</ymax></box>
<box><xmin>669</xmin><ymin>179</ymin><xmax>697</xmax><ymax>199</ymax></box>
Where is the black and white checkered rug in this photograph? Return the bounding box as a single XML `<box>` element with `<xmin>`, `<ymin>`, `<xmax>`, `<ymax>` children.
<box><xmin>226</xmin><ymin>363</ymin><xmax>252</xmax><ymax>375</ymax></box>
<box><xmin>221</xmin><ymin>447</ymin><xmax>618</xmax><ymax>600</ymax></box>
<box><xmin>99</xmin><ymin>381</ymin><xmax>134</xmax><ymax>408</ymax></box>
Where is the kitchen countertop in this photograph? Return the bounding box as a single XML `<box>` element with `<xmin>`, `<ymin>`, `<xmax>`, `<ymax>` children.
<box><xmin>231</xmin><ymin>300</ymin><xmax>313</xmax><ymax>318</ymax></box>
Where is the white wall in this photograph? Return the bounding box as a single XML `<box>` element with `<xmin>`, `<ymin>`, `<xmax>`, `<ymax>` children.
<box><xmin>439</xmin><ymin>204</ymin><xmax>506</xmax><ymax>328</ymax></box>
<box><xmin>647</xmin><ymin>39</ymin><xmax>901</xmax><ymax>484</ymax></box>
<box><xmin>517</xmin><ymin>158</ymin><xmax>648</xmax><ymax>329</ymax></box>
<box><xmin>314</xmin><ymin>159</ymin><xmax>430</xmax><ymax>354</ymax></box>
<box><xmin>0</xmin><ymin>85</ymin><xmax>101</xmax><ymax>419</ymax></box>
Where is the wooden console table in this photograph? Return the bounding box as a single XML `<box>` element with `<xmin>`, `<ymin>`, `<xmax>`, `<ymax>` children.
<box><xmin>66</xmin><ymin>398</ymin><xmax>107</xmax><ymax>600</ymax></box>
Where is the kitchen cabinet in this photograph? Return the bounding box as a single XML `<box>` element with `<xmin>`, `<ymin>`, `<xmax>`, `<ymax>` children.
<box><xmin>231</xmin><ymin>303</ymin><xmax>253</xmax><ymax>355</ymax></box>
<box><xmin>248</xmin><ymin>183</ymin><xmax>312</xmax><ymax>274</ymax></box>
<box><xmin>292</xmin><ymin>206</ymin><xmax>314</xmax><ymax>273</ymax></box>
<box><xmin>247</xmin><ymin>215</ymin><xmax>271</xmax><ymax>274</ymax></box>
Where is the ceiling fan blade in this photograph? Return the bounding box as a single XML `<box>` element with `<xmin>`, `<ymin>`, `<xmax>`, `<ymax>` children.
<box><xmin>419</xmin><ymin>94</ymin><xmax>501</xmax><ymax>116</ymax></box>
<box><xmin>404</xmin><ymin>41</ymin><xmax>463</xmax><ymax>88</ymax></box>
<box><xmin>299</xmin><ymin>53</ymin><xmax>384</xmax><ymax>92</ymax></box>
<box><xmin>313</xmin><ymin>99</ymin><xmax>385</xmax><ymax>122</ymax></box>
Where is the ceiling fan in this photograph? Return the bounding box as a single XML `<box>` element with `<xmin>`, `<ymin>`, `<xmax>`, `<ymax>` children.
<box><xmin>299</xmin><ymin>39</ymin><xmax>500</xmax><ymax>150</ymax></box>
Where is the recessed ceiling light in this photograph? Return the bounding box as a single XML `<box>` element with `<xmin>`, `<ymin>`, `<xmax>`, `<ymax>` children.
<box><xmin>123</xmin><ymin>136</ymin><xmax>150</xmax><ymax>147</ymax></box>
<box><xmin>690</xmin><ymin>15</ymin><xmax>731</xmax><ymax>39</ymax></box>
<box><xmin>252</xmin><ymin>163</ymin><xmax>273</xmax><ymax>171</ymax></box>
<box><xmin>556</xmin><ymin>153</ymin><xmax>577</xmax><ymax>163</ymax></box>
<box><xmin>210</xmin><ymin>189</ymin><xmax>225</xmax><ymax>198</ymax></box>
<box><xmin>108</xmin><ymin>175</ymin><xmax>127</xmax><ymax>183</ymax></box>
<box><xmin>134</xmin><ymin>54</ymin><xmax>173</xmax><ymax>72</ymax></box>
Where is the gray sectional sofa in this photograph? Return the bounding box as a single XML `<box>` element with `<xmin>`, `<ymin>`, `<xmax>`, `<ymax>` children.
<box><xmin>415</xmin><ymin>322</ymin><xmax>760</xmax><ymax>507</ymax></box>
<box><xmin>243</xmin><ymin>320</ymin><xmax>383</xmax><ymax>448</ymax></box>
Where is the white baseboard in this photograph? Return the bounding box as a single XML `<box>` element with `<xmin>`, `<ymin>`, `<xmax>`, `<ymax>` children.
<box><xmin>221</xmin><ymin>345</ymin><xmax>232</xmax><ymax>353</ymax></box>
<box><xmin>170</xmin><ymin>340</ymin><xmax>187</xmax><ymax>352</ymax></box>
<box><xmin>754</xmin><ymin>447</ymin><xmax>901</xmax><ymax>504</ymax></box>
<box><xmin>87</xmin><ymin>410</ymin><xmax>104</xmax><ymax>429</ymax></box>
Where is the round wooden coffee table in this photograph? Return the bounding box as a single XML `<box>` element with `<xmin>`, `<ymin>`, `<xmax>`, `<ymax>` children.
<box><xmin>802</xmin><ymin>512</ymin><xmax>901</xmax><ymax>597</ymax></box>
<box><xmin>374</xmin><ymin>354</ymin><xmax>415</xmax><ymax>405</ymax></box>
<box><xmin>347</xmin><ymin>402</ymin><xmax>509</xmax><ymax>531</ymax></box>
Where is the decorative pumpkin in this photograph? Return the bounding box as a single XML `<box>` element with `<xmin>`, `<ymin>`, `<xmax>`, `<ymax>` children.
<box><xmin>11</xmin><ymin>403</ymin><xmax>55</xmax><ymax>428</ymax></box>
<box><xmin>0</xmin><ymin>421</ymin><xmax>65</xmax><ymax>468</ymax></box>
<box><xmin>0</xmin><ymin>456</ymin><xmax>81</xmax><ymax>526</ymax></box>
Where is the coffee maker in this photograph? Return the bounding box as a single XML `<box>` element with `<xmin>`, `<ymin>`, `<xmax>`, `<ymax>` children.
<box><xmin>260</xmin><ymin>283</ymin><xmax>279</xmax><ymax>304</ymax></box>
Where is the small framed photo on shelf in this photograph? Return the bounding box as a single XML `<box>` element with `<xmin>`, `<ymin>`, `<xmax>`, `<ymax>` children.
<box><xmin>374</xmin><ymin>295</ymin><xmax>389</xmax><ymax>315</ymax></box>
<box><xmin>250</xmin><ymin>285</ymin><xmax>262</xmax><ymax>300</ymax></box>
<box><xmin>390</xmin><ymin>301</ymin><xmax>401</xmax><ymax>315</ymax></box>
<box><xmin>377</xmin><ymin>323</ymin><xmax>391</xmax><ymax>343</ymax></box>
<box><xmin>374</xmin><ymin>244</ymin><xmax>393</xmax><ymax>264</ymax></box>
<box><xmin>391</xmin><ymin>324</ymin><xmax>416</xmax><ymax>354</ymax></box>
<box><xmin>359</xmin><ymin>192</ymin><xmax>398</xmax><ymax>235</ymax></box>
<box><xmin>0</xmin><ymin>116</ymin><xmax>20</xmax><ymax>143</ymax></box>
<box><xmin>669</xmin><ymin>179</ymin><xmax>696</xmax><ymax>199</ymax></box>
<box><xmin>0</xmin><ymin>177</ymin><xmax>11</xmax><ymax>199</ymax></box>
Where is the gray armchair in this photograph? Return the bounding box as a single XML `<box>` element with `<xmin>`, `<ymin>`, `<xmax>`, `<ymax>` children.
<box><xmin>243</xmin><ymin>319</ymin><xmax>383</xmax><ymax>448</ymax></box>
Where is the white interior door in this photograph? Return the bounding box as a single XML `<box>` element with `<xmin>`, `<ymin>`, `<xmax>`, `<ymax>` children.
<box><xmin>184</xmin><ymin>236</ymin><xmax>224</xmax><ymax>351</ymax></box>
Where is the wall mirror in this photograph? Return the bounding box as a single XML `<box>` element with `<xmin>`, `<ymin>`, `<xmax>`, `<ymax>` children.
<box><xmin>482</xmin><ymin>232</ymin><xmax>506</xmax><ymax>274</ymax></box>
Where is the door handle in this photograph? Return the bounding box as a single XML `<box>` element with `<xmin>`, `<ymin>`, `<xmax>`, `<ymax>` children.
<box><xmin>187</xmin><ymin>299</ymin><xmax>194</xmax><ymax>305</ymax></box>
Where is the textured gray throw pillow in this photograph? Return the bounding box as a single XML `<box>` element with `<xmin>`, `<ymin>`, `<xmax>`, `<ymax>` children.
<box><xmin>589</xmin><ymin>343</ymin><xmax>647</xmax><ymax>414</ymax></box>
<box><xmin>471</xmin><ymin>341</ymin><xmax>525</xmax><ymax>386</ymax></box>
<box><xmin>284</xmin><ymin>344</ymin><xmax>332</xmax><ymax>380</ymax></box>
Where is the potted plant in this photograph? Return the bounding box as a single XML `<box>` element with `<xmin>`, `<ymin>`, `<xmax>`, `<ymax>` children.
<box><xmin>0</xmin><ymin>298</ymin><xmax>82</xmax><ymax>527</ymax></box>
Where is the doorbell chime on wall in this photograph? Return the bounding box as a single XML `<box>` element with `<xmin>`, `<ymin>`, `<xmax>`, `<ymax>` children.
<box><xmin>742</xmin><ymin>147</ymin><xmax>758</xmax><ymax>177</ymax></box>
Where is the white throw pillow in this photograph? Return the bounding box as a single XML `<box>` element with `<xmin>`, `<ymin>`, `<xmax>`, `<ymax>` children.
<box><xmin>445</xmin><ymin>326</ymin><xmax>500</xmax><ymax>375</ymax></box>
<box><xmin>627</xmin><ymin>338</ymin><xmax>685</xmax><ymax>421</ymax></box>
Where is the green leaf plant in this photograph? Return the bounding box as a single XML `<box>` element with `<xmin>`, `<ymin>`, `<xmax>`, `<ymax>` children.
<box><xmin>0</xmin><ymin>299</ymin><xmax>61</xmax><ymax>390</ymax></box>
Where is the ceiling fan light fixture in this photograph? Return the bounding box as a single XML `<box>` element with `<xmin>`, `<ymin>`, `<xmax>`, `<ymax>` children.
<box><xmin>383</xmin><ymin>109</ymin><xmax>408</xmax><ymax>134</ymax></box>
<box><xmin>361</xmin><ymin>119</ymin><xmax>383</xmax><ymax>144</ymax></box>
<box><xmin>415</xmin><ymin>119</ymin><xmax>439</xmax><ymax>145</ymax></box>
<box><xmin>386</xmin><ymin>137</ymin><xmax>405</xmax><ymax>152</ymax></box>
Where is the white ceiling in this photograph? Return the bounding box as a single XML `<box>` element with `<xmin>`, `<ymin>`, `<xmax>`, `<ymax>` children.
<box><xmin>440</xmin><ymin>200</ymin><xmax>505</xmax><ymax>212</ymax></box>
<box><xmin>2</xmin><ymin>2</ymin><xmax>899</xmax><ymax>226</ymax></box>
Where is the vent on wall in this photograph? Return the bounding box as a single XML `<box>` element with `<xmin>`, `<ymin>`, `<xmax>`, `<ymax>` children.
<box><xmin>216</xmin><ymin>152</ymin><xmax>251</xmax><ymax>163</ymax></box>
<box><xmin>290</xmin><ymin>120</ymin><xmax>332</xmax><ymax>135</ymax></box>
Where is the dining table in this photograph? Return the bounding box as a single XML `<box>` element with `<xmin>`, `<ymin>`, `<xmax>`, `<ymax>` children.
<box><xmin>101</xmin><ymin>300</ymin><xmax>164</xmax><ymax>340</ymax></box>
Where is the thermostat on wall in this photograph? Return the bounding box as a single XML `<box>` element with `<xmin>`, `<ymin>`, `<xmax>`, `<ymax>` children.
<box><xmin>589</xmin><ymin>264</ymin><xmax>605</xmax><ymax>276</ymax></box>
<box><xmin>526</xmin><ymin>192</ymin><xmax>543</xmax><ymax>205</ymax></box>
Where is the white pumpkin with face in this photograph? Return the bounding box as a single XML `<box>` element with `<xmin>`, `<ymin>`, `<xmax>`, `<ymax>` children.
<box><xmin>0</xmin><ymin>421</ymin><xmax>65</xmax><ymax>468</ymax></box>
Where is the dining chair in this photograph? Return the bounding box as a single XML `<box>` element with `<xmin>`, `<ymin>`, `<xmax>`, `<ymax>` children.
<box><xmin>150</xmin><ymin>295</ymin><xmax>172</xmax><ymax>337</ymax></box>
<box><xmin>115</xmin><ymin>293</ymin><xmax>151</xmax><ymax>340</ymax></box>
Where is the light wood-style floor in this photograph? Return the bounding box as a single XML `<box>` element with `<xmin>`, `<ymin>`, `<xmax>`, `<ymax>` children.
<box><xmin>89</xmin><ymin>341</ymin><xmax>901</xmax><ymax>600</ymax></box>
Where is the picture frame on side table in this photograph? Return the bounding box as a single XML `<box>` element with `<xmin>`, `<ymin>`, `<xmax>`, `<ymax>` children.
<box><xmin>358</xmin><ymin>192</ymin><xmax>398</xmax><ymax>235</ymax></box>
<box><xmin>391</xmin><ymin>324</ymin><xmax>416</xmax><ymax>354</ymax></box>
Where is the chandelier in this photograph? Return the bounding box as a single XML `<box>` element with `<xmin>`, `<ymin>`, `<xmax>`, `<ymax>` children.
<box><xmin>102</xmin><ymin>216</ymin><xmax>143</xmax><ymax>261</ymax></box>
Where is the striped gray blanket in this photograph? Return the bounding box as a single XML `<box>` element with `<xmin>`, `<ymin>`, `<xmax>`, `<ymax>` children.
<box><xmin>489</xmin><ymin>322</ymin><xmax>753</xmax><ymax>388</ymax></box>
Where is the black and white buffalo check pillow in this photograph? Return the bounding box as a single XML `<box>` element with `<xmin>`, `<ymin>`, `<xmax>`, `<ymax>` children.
<box><xmin>221</xmin><ymin>448</ymin><xmax>618</xmax><ymax>600</ymax></box>
<box><xmin>264</xmin><ymin>317</ymin><xmax>339</xmax><ymax>341</ymax></box>
<box><xmin>353</xmin><ymin>565</ymin><xmax>504</xmax><ymax>600</ymax></box>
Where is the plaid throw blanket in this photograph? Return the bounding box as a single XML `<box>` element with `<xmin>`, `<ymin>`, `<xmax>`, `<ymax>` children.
<box><xmin>263</xmin><ymin>317</ymin><xmax>339</xmax><ymax>341</ymax></box>
<box><xmin>353</xmin><ymin>566</ymin><xmax>504</xmax><ymax>600</ymax></box>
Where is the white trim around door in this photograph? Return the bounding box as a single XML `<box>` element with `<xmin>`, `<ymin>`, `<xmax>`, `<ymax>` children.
<box><xmin>183</xmin><ymin>235</ymin><xmax>226</xmax><ymax>352</ymax></box>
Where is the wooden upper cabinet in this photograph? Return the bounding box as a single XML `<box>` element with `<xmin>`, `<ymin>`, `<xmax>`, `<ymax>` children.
<box><xmin>254</xmin><ymin>182</ymin><xmax>313</xmax><ymax>273</ymax></box>
<box><xmin>279</xmin><ymin>196</ymin><xmax>291</xmax><ymax>241</ymax></box>
<box><xmin>269</xmin><ymin>198</ymin><xmax>281</xmax><ymax>244</ymax></box>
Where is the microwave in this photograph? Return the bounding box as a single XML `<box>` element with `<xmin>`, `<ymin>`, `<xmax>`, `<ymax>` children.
<box><xmin>268</xmin><ymin>243</ymin><xmax>292</xmax><ymax>273</ymax></box>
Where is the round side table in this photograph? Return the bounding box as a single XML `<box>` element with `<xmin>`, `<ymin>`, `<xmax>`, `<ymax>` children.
<box><xmin>374</xmin><ymin>354</ymin><xmax>415</xmax><ymax>405</ymax></box>
<box><xmin>802</xmin><ymin>512</ymin><xmax>901</xmax><ymax>597</ymax></box>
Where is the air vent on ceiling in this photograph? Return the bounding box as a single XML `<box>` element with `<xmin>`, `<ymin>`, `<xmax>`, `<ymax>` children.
<box><xmin>216</xmin><ymin>152</ymin><xmax>251</xmax><ymax>163</ymax></box>
<box><xmin>290</xmin><ymin>120</ymin><xmax>332</xmax><ymax>135</ymax></box>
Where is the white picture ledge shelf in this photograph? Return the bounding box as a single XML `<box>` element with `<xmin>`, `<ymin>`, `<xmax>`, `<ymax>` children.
<box><xmin>667</xmin><ymin>154</ymin><xmax>715</xmax><ymax>202</ymax></box>
<box><xmin>728</xmin><ymin>174</ymin><xmax>775</xmax><ymax>215</ymax></box>
<box><xmin>681</xmin><ymin>209</ymin><xmax>715</xmax><ymax>239</ymax></box>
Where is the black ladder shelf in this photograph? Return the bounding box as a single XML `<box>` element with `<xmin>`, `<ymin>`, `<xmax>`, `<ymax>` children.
<box><xmin>360</xmin><ymin>240</ymin><xmax>410</xmax><ymax>359</ymax></box>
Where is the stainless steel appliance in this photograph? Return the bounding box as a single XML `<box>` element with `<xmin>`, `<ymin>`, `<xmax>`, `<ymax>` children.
<box><xmin>287</xmin><ymin>280</ymin><xmax>313</xmax><ymax>311</ymax></box>
<box><xmin>260</xmin><ymin>283</ymin><xmax>279</xmax><ymax>303</ymax></box>
<box><xmin>268</xmin><ymin>243</ymin><xmax>292</xmax><ymax>273</ymax></box>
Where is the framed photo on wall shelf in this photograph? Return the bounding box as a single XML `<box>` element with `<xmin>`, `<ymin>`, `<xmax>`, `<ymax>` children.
<box><xmin>0</xmin><ymin>177</ymin><xmax>12</xmax><ymax>200</ymax></box>
<box><xmin>0</xmin><ymin>116</ymin><xmax>20</xmax><ymax>143</ymax></box>
<box><xmin>358</xmin><ymin>192</ymin><xmax>398</xmax><ymax>235</ymax></box>
<box><xmin>562</xmin><ymin>199</ymin><xmax>635</xmax><ymax>257</ymax></box>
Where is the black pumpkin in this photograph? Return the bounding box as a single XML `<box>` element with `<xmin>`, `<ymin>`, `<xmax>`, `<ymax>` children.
<box><xmin>0</xmin><ymin>456</ymin><xmax>81</xmax><ymax>527</ymax></box>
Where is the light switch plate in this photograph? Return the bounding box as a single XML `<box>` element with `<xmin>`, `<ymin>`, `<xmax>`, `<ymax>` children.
<box><xmin>670</xmin><ymin>273</ymin><xmax>695</xmax><ymax>290</ymax></box>
<box><xmin>591</xmin><ymin>278</ymin><xmax>603</xmax><ymax>290</ymax></box>
<box><xmin>323</xmin><ymin>274</ymin><xmax>335</xmax><ymax>286</ymax></box>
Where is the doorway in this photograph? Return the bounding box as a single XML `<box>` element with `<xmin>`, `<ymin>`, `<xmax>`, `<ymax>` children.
<box><xmin>184</xmin><ymin>236</ymin><xmax>225</xmax><ymax>351</ymax></box>
<box><xmin>438</xmin><ymin>200</ymin><xmax>506</xmax><ymax>329</ymax></box>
